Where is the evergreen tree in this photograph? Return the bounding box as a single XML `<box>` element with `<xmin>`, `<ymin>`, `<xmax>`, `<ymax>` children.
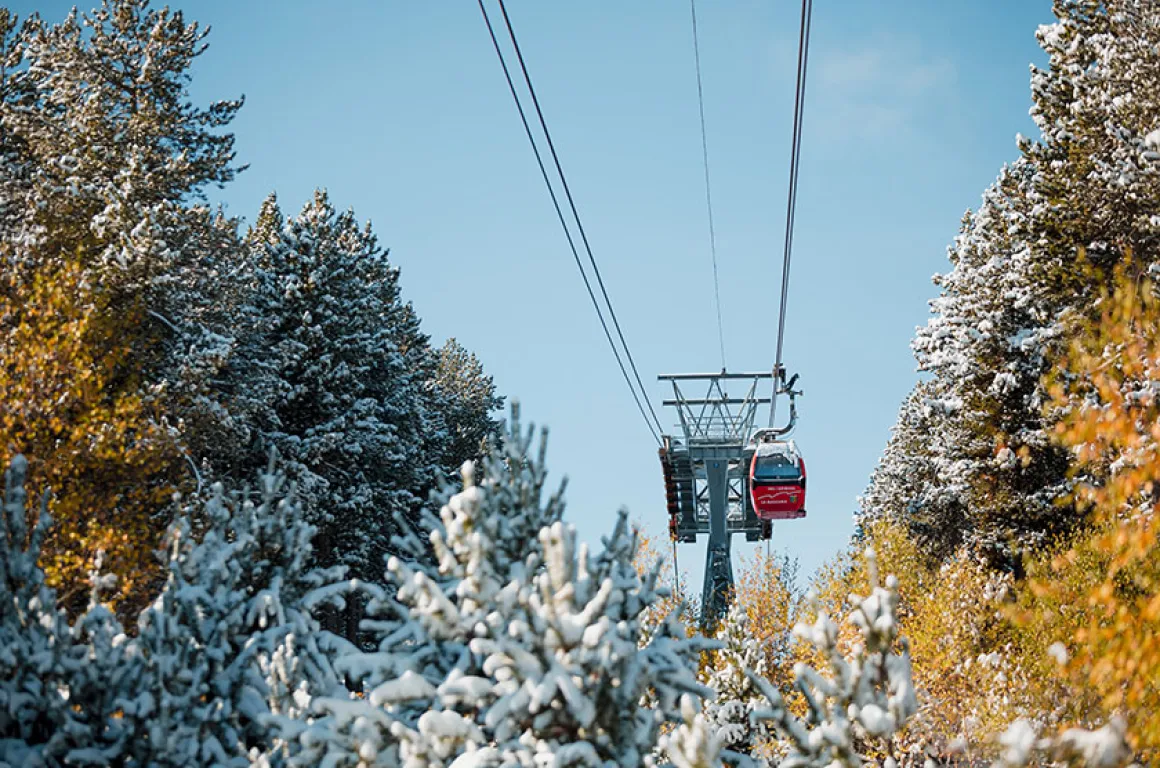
<box><xmin>429</xmin><ymin>338</ymin><xmax>504</xmax><ymax>477</ymax></box>
<box><xmin>124</xmin><ymin>456</ymin><xmax>345</xmax><ymax>765</ymax></box>
<box><xmin>233</xmin><ymin>190</ymin><xmax>438</xmax><ymax>588</ymax></box>
<box><xmin>229</xmin><ymin>191</ymin><xmax>502</xmax><ymax>599</ymax></box>
<box><xmin>52</xmin><ymin>558</ymin><xmax>137</xmax><ymax>765</ymax></box>
<box><xmin>860</xmin><ymin>381</ymin><xmax>968</xmax><ymax>560</ymax></box>
<box><xmin>294</xmin><ymin>409</ymin><xmax>713</xmax><ymax>766</ymax></box>
<box><xmin>862</xmin><ymin>1</ymin><xmax>1160</xmax><ymax>567</ymax></box>
<box><xmin>750</xmin><ymin>549</ymin><xmax>918</xmax><ymax>768</ymax></box>
<box><xmin>702</xmin><ymin>602</ymin><xmax>773</xmax><ymax>762</ymax></box>
<box><xmin>0</xmin><ymin>456</ymin><xmax>73</xmax><ymax>763</ymax></box>
<box><xmin>660</xmin><ymin>696</ymin><xmax>726</xmax><ymax>768</ymax></box>
<box><xmin>1</xmin><ymin>0</ymin><xmax>241</xmax><ymax>286</ymax></box>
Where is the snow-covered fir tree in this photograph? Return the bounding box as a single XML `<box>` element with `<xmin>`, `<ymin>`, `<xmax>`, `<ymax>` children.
<box><xmin>291</xmin><ymin>407</ymin><xmax>714</xmax><ymax>766</ymax></box>
<box><xmin>859</xmin><ymin>381</ymin><xmax>969</xmax><ymax>560</ymax></box>
<box><xmin>701</xmin><ymin>601</ymin><xmax>773</xmax><ymax>763</ymax></box>
<box><xmin>49</xmin><ymin>557</ymin><xmax>139</xmax><ymax>764</ymax></box>
<box><xmin>0</xmin><ymin>456</ymin><xmax>74</xmax><ymax>763</ymax></box>
<box><xmin>121</xmin><ymin>455</ymin><xmax>346</xmax><ymax>765</ymax></box>
<box><xmin>236</xmin><ymin>194</ymin><xmax>502</xmax><ymax>506</ymax></box>
<box><xmin>429</xmin><ymin>338</ymin><xmax>505</xmax><ymax>479</ymax></box>
<box><xmin>382</xmin><ymin>403</ymin><xmax>565</xmax><ymax>595</ymax></box>
<box><xmin>660</xmin><ymin>696</ymin><xmax>726</xmax><ymax>768</ymax></box>
<box><xmin>861</xmin><ymin>0</ymin><xmax>1160</xmax><ymax>569</ymax></box>
<box><xmin>996</xmin><ymin>716</ymin><xmax>1132</xmax><ymax>768</ymax></box>
<box><xmin>235</xmin><ymin>190</ymin><xmax>441</xmax><ymax>595</ymax></box>
<box><xmin>2</xmin><ymin>456</ymin><xmax>143</xmax><ymax>765</ymax></box>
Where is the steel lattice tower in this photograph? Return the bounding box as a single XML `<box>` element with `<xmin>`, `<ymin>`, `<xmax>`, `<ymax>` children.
<box><xmin>658</xmin><ymin>369</ymin><xmax>784</xmax><ymax>628</ymax></box>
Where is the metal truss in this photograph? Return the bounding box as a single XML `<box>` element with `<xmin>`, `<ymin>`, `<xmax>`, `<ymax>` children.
<box><xmin>657</xmin><ymin>369</ymin><xmax>781</xmax><ymax>629</ymax></box>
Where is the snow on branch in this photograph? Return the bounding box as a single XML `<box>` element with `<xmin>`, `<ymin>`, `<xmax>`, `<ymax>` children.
<box><xmin>997</xmin><ymin>716</ymin><xmax>1133</xmax><ymax>768</ymax></box>
<box><xmin>749</xmin><ymin>548</ymin><xmax>918</xmax><ymax>768</ymax></box>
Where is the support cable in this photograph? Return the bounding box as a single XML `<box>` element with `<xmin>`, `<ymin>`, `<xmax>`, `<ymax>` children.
<box><xmin>689</xmin><ymin>0</ymin><xmax>726</xmax><ymax>371</ymax></box>
<box><xmin>478</xmin><ymin>0</ymin><xmax>661</xmax><ymax>445</ymax></box>
<box><xmin>495</xmin><ymin>0</ymin><xmax>666</xmax><ymax>437</ymax></box>
<box><xmin>770</xmin><ymin>0</ymin><xmax>813</xmax><ymax>427</ymax></box>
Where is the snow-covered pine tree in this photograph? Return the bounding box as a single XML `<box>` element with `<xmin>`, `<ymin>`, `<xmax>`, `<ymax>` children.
<box><xmin>0</xmin><ymin>10</ymin><xmax>36</xmax><ymax>262</ymax></box>
<box><xmin>1</xmin><ymin>0</ymin><xmax>245</xmax><ymax>397</ymax></box>
<box><xmin>0</xmin><ymin>456</ymin><xmax>74</xmax><ymax>764</ymax></box>
<box><xmin>428</xmin><ymin>338</ymin><xmax>505</xmax><ymax>478</ymax></box>
<box><xmin>0</xmin><ymin>0</ymin><xmax>254</xmax><ymax>608</ymax></box>
<box><xmin>701</xmin><ymin>601</ymin><xmax>773</xmax><ymax>763</ymax></box>
<box><xmin>996</xmin><ymin>716</ymin><xmax>1132</xmax><ymax>768</ymax></box>
<box><xmin>0</xmin><ymin>457</ymin><xmax>149</xmax><ymax>767</ymax></box>
<box><xmin>221</xmin><ymin>190</ymin><xmax>503</xmax><ymax>637</ymax></box>
<box><xmin>50</xmin><ymin>556</ymin><xmax>137</xmax><ymax>765</ymax></box>
<box><xmin>329</xmin><ymin>404</ymin><xmax>564</xmax><ymax>702</ymax></box>
<box><xmin>749</xmin><ymin>549</ymin><xmax>918</xmax><ymax>768</ymax></box>
<box><xmin>390</xmin><ymin>403</ymin><xmax>565</xmax><ymax>582</ymax></box>
<box><xmin>295</xmin><ymin>406</ymin><xmax>714</xmax><ymax>766</ymax></box>
<box><xmin>236</xmin><ymin>190</ymin><xmax>438</xmax><ymax>594</ymax></box>
<box><xmin>1024</xmin><ymin>1</ymin><xmax>1160</xmax><ymax>291</ymax></box>
<box><xmin>1</xmin><ymin>0</ymin><xmax>241</xmax><ymax>286</ymax></box>
<box><xmin>660</xmin><ymin>696</ymin><xmax>726</xmax><ymax>768</ymax></box>
<box><xmin>460</xmin><ymin>511</ymin><xmax>713</xmax><ymax>766</ymax></box>
<box><xmin>123</xmin><ymin>455</ymin><xmax>346</xmax><ymax>765</ymax></box>
<box><xmin>859</xmin><ymin>380</ymin><xmax>970</xmax><ymax>560</ymax></box>
<box><xmin>862</xmin><ymin>0</ymin><xmax>1160</xmax><ymax>568</ymax></box>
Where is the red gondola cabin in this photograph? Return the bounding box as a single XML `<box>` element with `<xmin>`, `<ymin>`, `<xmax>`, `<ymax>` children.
<box><xmin>749</xmin><ymin>440</ymin><xmax>806</xmax><ymax>520</ymax></box>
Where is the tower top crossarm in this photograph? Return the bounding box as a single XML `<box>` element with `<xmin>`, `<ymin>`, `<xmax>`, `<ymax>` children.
<box><xmin>658</xmin><ymin>369</ymin><xmax>777</xmax><ymax>446</ymax></box>
<box><xmin>658</xmin><ymin>371</ymin><xmax>774</xmax><ymax>381</ymax></box>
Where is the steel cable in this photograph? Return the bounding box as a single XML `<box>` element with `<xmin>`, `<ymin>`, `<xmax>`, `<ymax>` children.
<box><xmin>478</xmin><ymin>0</ymin><xmax>661</xmax><ymax>445</ymax></box>
<box><xmin>495</xmin><ymin>0</ymin><xmax>667</xmax><ymax>437</ymax></box>
<box><xmin>770</xmin><ymin>0</ymin><xmax>812</xmax><ymax>427</ymax></box>
<box><xmin>689</xmin><ymin>0</ymin><xmax>727</xmax><ymax>371</ymax></box>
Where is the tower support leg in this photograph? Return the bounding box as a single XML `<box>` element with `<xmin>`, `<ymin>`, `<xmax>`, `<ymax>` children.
<box><xmin>700</xmin><ymin>457</ymin><xmax>733</xmax><ymax>630</ymax></box>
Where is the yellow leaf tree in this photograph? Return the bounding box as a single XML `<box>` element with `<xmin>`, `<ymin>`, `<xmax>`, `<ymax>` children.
<box><xmin>1026</xmin><ymin>253</ymin><xmax>1160</xmax><ymax>756</ymax></box>
<box><xmin>0</xmin><ymin>260</ymin><xmax>183</xmax><ymax>618</ymax></box>
<box><xmin>633</xmin><ymin>527</ymin><xmax>694</xmax><ymax>638</ymax></box>
<box><xmin>732</xmin><ymin>548</ymin><xmax>801</xmax><ymax>695</ymax></box>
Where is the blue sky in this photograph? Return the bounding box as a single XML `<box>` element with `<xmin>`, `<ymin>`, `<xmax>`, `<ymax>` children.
<box><xmin>19</xmin><ymin>0</ymin><xmax>1053</xmax><ymax>589</ymax></box>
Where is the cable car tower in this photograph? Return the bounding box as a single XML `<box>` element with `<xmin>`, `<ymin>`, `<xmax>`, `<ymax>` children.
<box><xmin>475</xmin><ymin>0</ymin><xmax>816</xmax><ymax>629</ymax></box>
<box><xmin>658</xmin><ymin>366</ymin><xmax>800</xmax><ymax>629</ymax></box>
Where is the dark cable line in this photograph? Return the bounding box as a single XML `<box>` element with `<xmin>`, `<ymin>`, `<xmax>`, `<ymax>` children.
<box><xmin>771</xmin><ymin>0</ymin><xmax>812</xmax><ymax>428</ymax></box>
<box><xmin>477</xmin><ymin>0</ymin><xmax>661</xmax><ymax>445</ymax></box>
<box><xmin>495</xmin><ymin>0</ymin><xmax>667</xmax><ymax>437</ymax></box>
<box><xmin>689</xmin><ymin>0</ymin><xmax>727</xmax><ymax>372</ymax></box>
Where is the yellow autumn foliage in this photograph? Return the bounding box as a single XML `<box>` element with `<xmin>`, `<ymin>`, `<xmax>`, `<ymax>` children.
<box><xmin>806</xmin><ymin>521</ymin><xmax>928</xmax><ymax>649</ymax></box>
<box><xmin>731</xmin><ymin>548</ymin><xmax>801</xmax><ymax>692</ymax></box>
<box><xmin>1021</xmin><ymin>254</ymin><xmax>1160</xmax><ymax>756</ymax></box>
<box><xmin>633</xmin><ymin>527</ymin><xmax>694</xmax><ymax>635</ymax></box>
<box><xmin>0</xmin><ymin>260</ymin><xmax>183</xmax><ymax>618</ymax></box>
<box><xmin>803</xmin><ymin>521</ymin><xmax>1049</xmax><ymax>761</ymax></box>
